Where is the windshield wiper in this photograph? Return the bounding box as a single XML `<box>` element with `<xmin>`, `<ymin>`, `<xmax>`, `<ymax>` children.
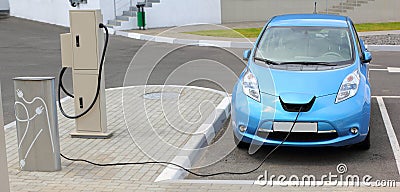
<box><xmin>254</xmin><ymin>57</ymin><xmax>281</xmax><ymax>65</ymax></box>
<box><xmin>254</xmin><ymin>58</ymin><xmax>336</xmax><ymax>66</ymax></box>
<box><xmin>278</xmin><ymin>61</ymin><xmax>337</xmax><ymax>66</ymax></box>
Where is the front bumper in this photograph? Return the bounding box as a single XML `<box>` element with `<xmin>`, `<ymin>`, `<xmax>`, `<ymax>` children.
<box><xmin>232</xmin><ymin>83</ymin><xmax>371</xmax><ymax>147</ymax></box>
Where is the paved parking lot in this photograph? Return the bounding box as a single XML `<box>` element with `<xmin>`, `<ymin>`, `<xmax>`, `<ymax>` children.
<box><xmin>186</xmin><ymin>52</ymin><xmax>400</xmax><ymax>187</ymax></box>
<box><xmin>2</xmin><ymin>16</ymin><xmax>400</xmax><ymax>190</ymax></box>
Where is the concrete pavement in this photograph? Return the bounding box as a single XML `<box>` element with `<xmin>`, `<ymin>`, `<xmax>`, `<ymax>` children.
<box><xmin>5</xmin><ymin>85</ymin><xmax>234</xmax><ymax>191</ymax></box>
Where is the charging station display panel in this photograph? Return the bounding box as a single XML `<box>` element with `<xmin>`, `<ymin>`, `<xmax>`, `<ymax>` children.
<box><xmin>70</xmin><ymin>11</ymin><xmax>103</xmax><ymax>70</ymax></box>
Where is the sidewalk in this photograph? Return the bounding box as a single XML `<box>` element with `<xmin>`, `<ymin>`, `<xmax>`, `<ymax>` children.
<box><xmin>125</xmin><ymin>22</ymin><xmax>265</xmax><ymax>42</ymax></box>
<box><xmin>4</xmin><ymin>85</ymin><xmax>246</xmax><ymax>192</ymax></box>
<box><xmin>116</xmin><ymin>22</ymin><xmax>400</xmax><ymax>50</ymax></box>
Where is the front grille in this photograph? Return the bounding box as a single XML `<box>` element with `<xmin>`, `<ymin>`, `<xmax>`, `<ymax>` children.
<box><xmin>279</xmin><ymin>96</ymin><xmax>316</xmax><ymax>112</ymax></box>
<box><xmin>259</xmin><ymin>132</ymin><xmax>338</xmax><ymax>142</ymax></box>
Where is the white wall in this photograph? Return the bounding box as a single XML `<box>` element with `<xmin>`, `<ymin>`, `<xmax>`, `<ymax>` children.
<box><xmin>100</xmin><ymin>0</ymin><xmax>116</xmax><ymax>25</ymax></box>
<box><xmin>221</xmin><ymin>0</ymin><xmax>327</xmax><ymax>23</ymax></box>
<box><xmin>8</xmin><ymin>0</ymin><xmax>221</xmax><ymax>29</ymax></box>
<box><xmin>0</xmin><ymin>0</ymin><xmax>9</xmax><ymax>11</ymax></box>
<box><xmin>114</xmin><ymin>0</ymin><xmax>131</xmax><ymax>17</ymax></box>
<box><xmin>9</xmin><ymin>0</ymin><xmax>399</xmax><ymax>29</ymax></box>
<box><xmin>9</xmin><ymin>0</ymin><xmax>115</xmax><ymax>27</ymax></box>
<box><xmin>145</xmin><ymin>0</ymin><xmax>221</xmax><ymax>28</ymax></box>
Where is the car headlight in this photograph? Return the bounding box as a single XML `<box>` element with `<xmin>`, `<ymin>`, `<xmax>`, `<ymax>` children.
<box><xmin>335</xmin><ymin>70</ymin><xmax>360</xmax><ymax>103</ymax></box>
<box><xmin>242</xmin><ymin>70</ymin><xmax>261</xmax><ymax>102</ymax></box>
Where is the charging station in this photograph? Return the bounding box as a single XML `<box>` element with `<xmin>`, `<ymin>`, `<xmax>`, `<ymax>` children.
<box><xmin>60</xmin><ymin>10</ymin><xmax>112</xmax><ymax>138</ymax></box>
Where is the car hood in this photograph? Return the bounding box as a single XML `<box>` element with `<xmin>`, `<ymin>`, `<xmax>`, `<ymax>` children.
<box><xmin>249</xmin><ymin>63</ymin><xmax>358</xmax><ymax>98</ymax></box>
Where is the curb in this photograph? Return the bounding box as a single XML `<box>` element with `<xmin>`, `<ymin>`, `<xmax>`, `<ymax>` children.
<box><xmin>155</xmin><ymin>96</ymin><xmax>231</xmax><ymax>182</ymax></box>
<box><xmin>116</xmin><ymin>30</ymin><xmax>400</xmax><ymax>51</ymax></box>
<box><xmin>115</xmin><ymin>31</ymin><xmax>253</xmax><ymax>49</ymax></box>
<box><xmin>365</xmin><ymin>45</ymin><xmax>400</xmax><ymax>52</ymax></box>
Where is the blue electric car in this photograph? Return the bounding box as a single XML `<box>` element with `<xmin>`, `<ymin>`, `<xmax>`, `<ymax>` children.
<box><xmin>232</xmin><ymin>14</ymin><xmax>372</xmax><ymax>150</ymax></box>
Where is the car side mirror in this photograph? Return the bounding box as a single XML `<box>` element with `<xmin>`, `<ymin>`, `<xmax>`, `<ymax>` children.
<box><xmin>243</xmin><ymin>49</ymin><xmax>251</xmax><ymax>61</ymax></box>
<box><xmin>363</xmin><ymin>51</ymin><xmax>372</xmax><ymax>63</ymax></box>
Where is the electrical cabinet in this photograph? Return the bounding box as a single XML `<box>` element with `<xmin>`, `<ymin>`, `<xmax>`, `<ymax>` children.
<box><xmin>61</xmin><ymin>9</ymin><xmax>111</xmax><ymax>138</ymax></box>
<box><xmin>70</xmin><ymin>10</ymin><xmax>104</xmax><ymax>70</ymax></box>
<box><xmin>73</xmin><ymin>72</ymin><xmax>107</xmax><ymax>133</ymax></box>
<box><xmin>60</xmin><ymin>33</ymin><xmax>72</xmax><ymax>68</ymax></box>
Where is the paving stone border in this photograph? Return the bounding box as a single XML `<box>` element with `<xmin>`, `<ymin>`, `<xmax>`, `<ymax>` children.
<box><xmin>155</xmin><ymin>96</ymin><xmax>231</xmax><ymax>182</ymax></box>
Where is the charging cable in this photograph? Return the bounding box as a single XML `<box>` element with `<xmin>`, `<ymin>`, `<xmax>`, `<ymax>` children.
<box><xmin>60</xmin><ymin>106</ymin><xmax>303</xmax><ymax>177</ymax></box>
<box><xmin>57</xmin><ymin>23</ymin><xmax>109</xmax><ymax>119</ymax></box>
<box><xmin>56</xmin><ymin>21</ymin><xmax>305</xmax><ymax>177</ymax></box>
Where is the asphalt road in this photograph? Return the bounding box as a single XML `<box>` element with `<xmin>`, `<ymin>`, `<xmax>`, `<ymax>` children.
<box><xmin>187</xmin><ymin>53</ymin><xmax>400</xmax><ymax>185</ymax></box>
<box><xmin>0</xmin><ymin>17</ymin><xmax>245</xmax><ymax>125</ymax></box>
<box><xmin>0</xmin><ymin>17</ymin><xmax>146</xmax><ymax>125</ymax></box>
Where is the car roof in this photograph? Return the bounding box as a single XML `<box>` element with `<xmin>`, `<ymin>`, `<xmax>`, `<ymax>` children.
<box><xmin>268</xmin><ymin>14</ymin><xmax>349</xmax><ymax>28</ymax></box>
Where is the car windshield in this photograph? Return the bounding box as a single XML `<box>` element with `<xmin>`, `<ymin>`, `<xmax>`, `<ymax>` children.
<box><xmin>255</xmin><ymin>26</ymin><xmax>354</xmax><ymax>65</ymax></box>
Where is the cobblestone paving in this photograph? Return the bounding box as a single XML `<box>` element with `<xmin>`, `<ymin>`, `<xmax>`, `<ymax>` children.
<box><xmin>4</xmin><ymin>85</ymin><xmax>243</xmax><ymax>192</ymax></box>
<box><xmin>5</xmin><ymin>86</ymin><xmax>397</xmax><ymax>191</ymax></box>
<box><xmin>362</xmin><ymin>34</ymin><xmax>400</xmax><ymax>45</ymax></box>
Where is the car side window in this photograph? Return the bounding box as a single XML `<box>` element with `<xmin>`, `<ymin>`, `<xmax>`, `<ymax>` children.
<box><xmin>350</xmin><ymin>22</ymin><xmax>363</xmax><ymax>60</ymax></box>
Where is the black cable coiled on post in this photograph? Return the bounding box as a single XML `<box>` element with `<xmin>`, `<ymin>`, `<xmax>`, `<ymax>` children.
<box><xmin>57</xmin><ymin>23</ymin><xmax>109</xmax><ymax>119</ymax></box>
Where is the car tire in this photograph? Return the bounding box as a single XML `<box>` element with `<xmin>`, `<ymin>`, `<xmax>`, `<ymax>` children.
<box><xmin>357</xmin><ymin>130</ymin><xmax>370</xmax><ymax>150</ymax></box>
<box><xmin>234</xmin><ymin>135</ymin><xmax>250</xmax><ymax>149</ymax></box>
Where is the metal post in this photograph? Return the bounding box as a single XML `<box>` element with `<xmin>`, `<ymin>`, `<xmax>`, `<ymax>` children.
<box><xmin>113</xmin><ymin>0</ymin><xmax>117</xmax><ymax>20</ymax></box>
<box><xmin>13</xmin><ymin>77</ymin><xmax>61</xmax><ymax>171</ymax></box>
<box><xmin>314</xmin><ymin>2</ymin><xmax>317</xmax><ymax>14</ymax></box>
<box><xmin>0</xmin><ymin>84</ymin><xmax>10</xmax><ymax>192</ymax></box>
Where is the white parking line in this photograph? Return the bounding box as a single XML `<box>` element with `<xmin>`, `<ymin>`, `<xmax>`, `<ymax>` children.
<box><xmin>376</xmin><ymin>97</ymin><xmax>400</xmax><ymax>176</ymax></box>
<box><xmin>370</xmin><ymin>68</ymin><xmax>388</xmax><ymax>71</ymax></box>
<box><xmin>370</xmin><ymin>67</ymin><xmax>400</xmax><ymax>72</ymax></box>
<box><xmin>388</xmin><ymin>67</ymin><xmax>400</xmax><ymax>73</ymax></box>
<box><xmin>373</xmin><ymin>96</ymin><xmax>400</xmax><ymax>99</ymax></box>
